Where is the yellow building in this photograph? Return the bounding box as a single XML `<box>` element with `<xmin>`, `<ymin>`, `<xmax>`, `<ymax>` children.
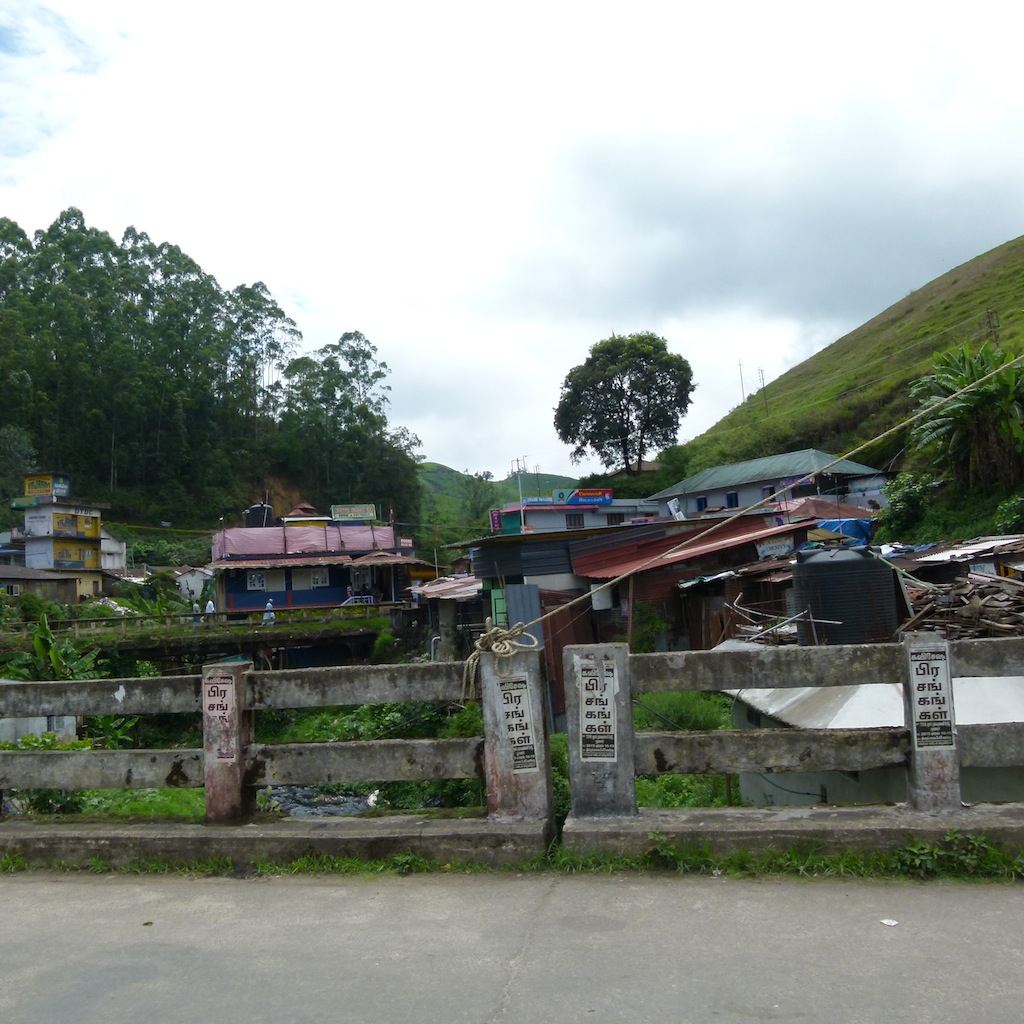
<box><xmin>16</xmin><ymin>474</ymin><xmax>106</xmax><ymax>600</ymax></box>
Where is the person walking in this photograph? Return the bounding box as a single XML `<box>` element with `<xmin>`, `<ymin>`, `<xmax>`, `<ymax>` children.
<box><xmin>263</xmin><ymin>599</ymin><xmax>276</xmax><ymax>624</ymax></box>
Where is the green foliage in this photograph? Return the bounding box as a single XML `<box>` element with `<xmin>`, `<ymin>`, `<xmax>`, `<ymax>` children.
<box><xmin>875</xmin><ymin>473</ymin><xmax>1003</xmax><ymax>543</ymax></box>
<box><xmin>549</xmin><ymin>732</ymin><xmax>571</xmax><ymax>820</ymax></box>
<box><xmin>14</xmin><ymin>592</ymin><xmax>60</xmax><ymax>624</ymax></box>
<box><xmin>632</xmin><ymin>691</ymin><xmax>733</xmax><ymax>732</ymax></box>
<box><xmin>635</xmin><ymin>773</ymin><xmax>730</xmax><ymax>808</ymax></box>
<box><xmin>555</xmin><ymin>332</ymin><xmax>695</xmax><ymax>474</ymax></box>
<box><xmin>0</xmin><ymin>733</ymin><xmax>92</xmax><ymax>816</ymax></box>
<box><xmin>892</xmin><ymin>830</ymin><xmax>1024</xmax><ymax>879</ymax></box>
<box><xmin>371</xmin><ymin>630</ymin><xmax>397</xmax><ymax>664</ymax></box>
<box><xmin>83</xmin><ymin>715</ymin><xmax>139</xmax><ymax>750</ymax></box>
<box><xmin>0</xmin><ymin>424</ymin><xmax>37</xmax><ymax>530</ymax></box>
<box><xmin>873</xmin><ymin>472</ymin><xmax>934</xmax><ymax>540</ymax></box>
<box><xmin>77</xmin><ymin>789</ymin><xmax>205</xmax><ymax>821</ymax></box>
<box><xmin>908</xmin><ymin>343</ymin><xmax>1024</xmax><ymax>491</ymax></box>
<box><xmin>0</xmin><ymin>617</ymin><xmax>102</xmax><ymax>681</ymax></box>
<box><xmin>629</xmin><ymin>603</ymin><xmax>670</xmax><ymax>653</ymax></box>
<box><xmin>994</xmin><ymin>492</ymin><xmax>1024</xmax><ymax>534</ymax></box>
<box><xmin>660</xmin><ymin>239</ymin><xmax>1024</xmax><ymax>477</ymax></box>
<box><xmin>0</xmin><ymin>211</ymin><xmax>423</xmax><ymax>529</ymax></box>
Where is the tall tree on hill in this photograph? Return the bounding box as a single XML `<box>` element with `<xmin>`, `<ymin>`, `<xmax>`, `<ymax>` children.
<box><xmin>554</xmin><ymin>332</ymin><xmax>695</xmax><ymax>475</ymax></box>
<box><xmin>908</xmin><ymin>343</ymin><xmax>1024</xmax><ymax>491</ymax></box>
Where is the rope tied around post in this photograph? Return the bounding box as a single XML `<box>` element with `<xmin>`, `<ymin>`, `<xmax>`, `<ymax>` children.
<box><xmin>462</xmin><ymin>618</ymin><xmax>540</xmax><ymax>700</ymax></box>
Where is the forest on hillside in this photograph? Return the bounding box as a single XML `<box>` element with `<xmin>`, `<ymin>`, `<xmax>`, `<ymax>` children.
<box><xmin>0</xmin><ymin>209</ymin><xmax>422</xmax><ymax>535</ymax></box>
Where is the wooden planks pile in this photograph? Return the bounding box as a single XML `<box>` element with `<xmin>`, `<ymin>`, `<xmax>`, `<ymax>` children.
<box><xmin>900</xmin><ymin>572</ymin><xmax>1024</xmax><ymax>639</ymax></box>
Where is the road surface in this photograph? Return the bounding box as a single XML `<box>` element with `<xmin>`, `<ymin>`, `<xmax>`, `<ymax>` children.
<box><xmin>2</xmin><ymin>871</ymin><xmax>1021</xmax><ymax>1023</ymax></box>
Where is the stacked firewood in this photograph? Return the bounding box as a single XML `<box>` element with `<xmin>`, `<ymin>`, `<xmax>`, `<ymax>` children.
<box><xmin>900</xmin><ymin>572</ymin><xmax>1024</xmax><ymax>639</ymax></box>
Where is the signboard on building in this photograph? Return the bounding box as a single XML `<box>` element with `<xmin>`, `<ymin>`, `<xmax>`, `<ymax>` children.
<box><xmin>553</xmin><ymin>488</ymin><xmax>614</xmax><ymax>505</ymax></box>
<box><xmin>755</xmin><ymin>537</ymin><xmax>795</xmax><ymax>560</ymax></box>
<box><xmin>24</xmin><ymin>473</ymin><xmax>70</xmax><ymax>498</ymax></box>
<box><xmin>331</xmin><ymin>503</ymin><xmax>377</xmax><ymax>521</ymax></box>
<box><xmin>489</xmin><ymin>508</ymin><xmax>502</xmax><ymax>532</ymax></box>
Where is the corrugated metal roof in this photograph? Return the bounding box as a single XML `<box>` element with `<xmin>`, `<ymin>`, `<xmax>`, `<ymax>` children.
<box><xmin>209</xmin><ymin>555</ymin><xmax>353</xmax><ymax>569</ymax></box>
<box><xmin>572</xmin><ymin>519</ymin><xmax>812</xmax><ymax>580</ymax></box>
<box><xmin>718</xmin><ymin>639</ymin><xmax>1024</xmax><ymax>727</ymax></box>
<box><xmin>732</xmin><ymin>679</ymin><xmax>1024</xmax><ymax>728</ymax></box>
<box><xmin>648</xmin><ymin>448</ymin><xmax>882</xmax><ymax>500</ymax></box>
<box><xmin>414</xmin><ymin>575</ymin><xmax>482</xmax><ymax>601</ymax></box>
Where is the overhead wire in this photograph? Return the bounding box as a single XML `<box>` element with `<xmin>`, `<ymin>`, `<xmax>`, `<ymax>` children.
<box><xmin>504</xmin><ymin>346</ymin><xmax>1024</xmax><ymax>640</ymax></box>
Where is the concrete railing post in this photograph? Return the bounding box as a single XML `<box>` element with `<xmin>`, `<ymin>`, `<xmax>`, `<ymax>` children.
<box><xmin>903</xmin><ymin>632</ymin><xmax>961</xmax><ymax>811</ymax></box>
<box><xmin>563</xmin><ymin>643</ymin><xmax>636</xmax><ymax>817</ymax></box>
<box><xmin>201</xmin><ymin>661</ymin><xmax>255</xmax><ymax>823</ymax></box>
<box><xmin>479</xmin><ymin>649</ymin><xmax>553</xmax><ymax>823</ymax></box>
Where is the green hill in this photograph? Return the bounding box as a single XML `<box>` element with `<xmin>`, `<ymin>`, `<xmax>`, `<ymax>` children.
<box><xmin>680</xmin><ymin>235</ymin><xmax>1024</xmax><ymax>475</ymax></box>
<box><xmin>419</xmin><ymin>463</ymin><xmax>578</xmax><ymax>509</ymax></box>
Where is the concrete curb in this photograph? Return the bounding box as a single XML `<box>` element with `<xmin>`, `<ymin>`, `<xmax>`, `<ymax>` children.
<box><xmin>0</xmin><ymin>815</ymin><xmax>554</xmax><ymax>870</ymax></box>
<box><xmin>561</xmin><ymin>802</ymin><xmax>1024</xmax><ymax>857</ymax></box>
<box><xmin>5</xmin><ymin>803</ymin><xmax>1024</xmax><ymax>870</ymax></box>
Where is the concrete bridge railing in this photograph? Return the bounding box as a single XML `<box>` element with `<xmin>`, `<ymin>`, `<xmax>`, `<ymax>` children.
<box><xmin>5</xmin><ymin>634</ymin><xmax>1024</xmax><ymax>863</ymax></box>
<box><xmin>562</xmin><ymin>634</ymin><xmax>1024</xmax><ymax>822</ymax></box>
<box><xmin>0</xmin><ymin>652</ymin><xmax>553</xmax><ymax>835</ymax></box>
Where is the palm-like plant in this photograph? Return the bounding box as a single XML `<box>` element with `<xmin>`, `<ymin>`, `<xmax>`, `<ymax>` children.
<box><xmin>909</xmin><ymin>343</ymin><xmax>1024</xmax><ymax>491</ymax></box>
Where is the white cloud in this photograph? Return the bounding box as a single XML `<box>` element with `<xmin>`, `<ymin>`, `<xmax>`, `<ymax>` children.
<box><xmin>3</xmin><ymin>1</ymin><xmax>1024</xmax><ymax>483</ymax></box>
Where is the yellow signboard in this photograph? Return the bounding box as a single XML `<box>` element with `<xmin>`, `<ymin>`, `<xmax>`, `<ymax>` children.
<box><xmin>24</xmin><ymin>473</ymin><xmax>71</xmax><ymax>497</ymax></box>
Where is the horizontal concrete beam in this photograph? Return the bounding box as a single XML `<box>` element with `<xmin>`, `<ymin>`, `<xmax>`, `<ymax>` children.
<box><xmin>959</xmin><ymin>722</ymin><xmax>1024</xmax><ymax>767</ymax></box>
<box><xmin>246</xmin><ymin>662</ymin><xmax>468</xmax><ymax>708</ymax></box>
<box><xmin>0</xmin><ymin>748</ymin><xmax>203</xmax><ymax>789</ymax></box>
<box><xmin>0</xmin><ymin>676</ymin><xmax>201</xmax><ymax>716</ymax></box>
<box><xmin>634</xmin><ymin>727</ymin><xmax>910</xmax><ymax>774</ymax></box>
<box><xmin>248</xmin><ymin>737</ymin><xmax>484</xmax><ymax>786</ymax></box>
<box><xmin>629</xmin><ymin>644</ymin><xmax>905</xmax><ymax>692</ymax></box>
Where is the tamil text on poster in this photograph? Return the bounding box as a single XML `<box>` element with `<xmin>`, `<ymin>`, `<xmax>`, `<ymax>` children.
<box><xmin>909</xmin><ymin>647</ymin><xmax>955</xmax><ymax>749</ymax></box>
<box><xmin>203</xmin><ymin>673</ymin><xmax>237</xmax><ymax>760</ymax></box>
<box><xmin>500</xmin><ymin>675</ymin><xmax>539</xmax><ymax>773</ymax></box>
<box><xmin>579</xmin><ymin>654</ymin><xmax>617</xmax><ymax>761</ymax></box>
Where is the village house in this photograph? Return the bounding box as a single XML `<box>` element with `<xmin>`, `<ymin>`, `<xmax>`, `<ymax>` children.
<box><xmin>648</xmin><ymin>448</ymin><xmax>886</xmax><ymax>518</ymax></box>
<box><xmin>208</xmin><ymin>503</ymin><xmax>419</xmax><ymax>615</ymax></box>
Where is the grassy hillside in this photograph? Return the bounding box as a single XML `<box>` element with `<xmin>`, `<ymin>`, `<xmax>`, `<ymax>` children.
<box><xmin>417</xmin><ymin>463</ymin><xmax>580</xmax><ymax>546</ymax></box>
<box><xmin>680</xmin><ymin>235</ymin><xmax>1024</xmax><ymax>474</ymax></box>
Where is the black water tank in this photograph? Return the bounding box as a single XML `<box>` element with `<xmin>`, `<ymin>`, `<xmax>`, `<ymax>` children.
<box><xmin>792</xmin><ymin>547</ymin><xmax>897</xmax><ymax>645</ymax></box>
<box><xmin>244</xmin><ymin>503</ymin><xmax>274</xmax><ymax>528</ymax></box>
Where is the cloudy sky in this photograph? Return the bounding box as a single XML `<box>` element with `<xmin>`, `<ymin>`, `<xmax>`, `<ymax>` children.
<box><xmin>3</xmin><ymin>3</ymin><xmax>1024</xmax><ymax>482</ymax></box>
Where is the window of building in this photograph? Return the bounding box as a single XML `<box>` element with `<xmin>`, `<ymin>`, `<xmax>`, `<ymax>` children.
<box><xmin>762</xmin><ymin>485</ymin><xmax>775</xmax><ymax>500</ymax></box>
<box><xmin>565</xmin><ymin>513</ymin><xmax>585</xmax><ymax>529</ymax></box>
<box><xmin>606</xmin><ymin>512</ymin><xmax>625</xmax><ymax>526</ymax></box>
<box><xmin>247</xmin><ymin>572</ymin><xmax>267</xmax><ymax>591</ymax></box>
<box><xmin>695</xmin><ymin>496</ymin><xmax>708</xmax><ymax>512</ymax></box>
<box><xmin>311</xmin><ymin>568</ymin><xmax>329</xmax><ymax>588</ymax></box>
<box><xmin>725</xmin><ymin>491</ymin><xmax>740</xmax><ymax>508</ymax></box>
<box><xmin>4</xmin><ymin>583</ymin><xmax>20</xmax><ymax>597</ymax></box>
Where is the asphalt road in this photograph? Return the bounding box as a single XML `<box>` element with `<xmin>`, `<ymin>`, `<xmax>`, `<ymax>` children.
<box><xmin>2</xmin><ymin>872</ymin><xmax>1021</xmax><ymax>1024</ymax></box>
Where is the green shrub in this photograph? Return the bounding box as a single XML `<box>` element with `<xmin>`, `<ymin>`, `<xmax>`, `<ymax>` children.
<box><xmin>371</xmin><ymin>630</ymin><xmax>397</xmax><ymax>664</ymax></box>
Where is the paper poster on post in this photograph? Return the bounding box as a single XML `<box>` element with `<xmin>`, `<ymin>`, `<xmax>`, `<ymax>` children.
<box><xmin>203</xmin><ymin>672</ymin><xmax>237</xmax><ymax>760</ymax></box>
<box><xmin>909</xmin><ymin>646</ymin><xmax>956</xmax><ymax>749</ymax></box>
<box><xmin>578</xmin><ymin>654</ymin><xmax>617</xmax><ymax>761</ymax></box>
<box><xmin>499</xmin><ymin>675</ymin><xmax>539</xmax><ymax>773</ymax></box>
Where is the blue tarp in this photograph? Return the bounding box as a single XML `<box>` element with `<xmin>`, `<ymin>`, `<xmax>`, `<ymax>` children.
<box><xmin>817</xmin><ymin>518</ymin><xmax>874</xmax><ymax>546</ymax></box>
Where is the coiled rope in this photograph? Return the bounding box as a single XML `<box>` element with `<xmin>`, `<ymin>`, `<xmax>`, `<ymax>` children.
<box><xmin>462</xmin><ymin>617</ymin><xmax>540</xmax><ymax>700</ymax></box>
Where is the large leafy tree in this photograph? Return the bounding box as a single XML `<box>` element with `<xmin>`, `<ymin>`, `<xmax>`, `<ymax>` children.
<box><xmin>554</xmin><ymin>332</ymin><xmax>694</xmax><ymax>475</ymax></box>
<box><xmin>908</xmin><ymin>343</ymin><xmax>1024</xmax><ymax>491</ymax></box>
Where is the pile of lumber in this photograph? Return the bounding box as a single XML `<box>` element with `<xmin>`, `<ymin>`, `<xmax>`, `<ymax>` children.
<box><xmin>900</xmin><ymin>572</ymin><xmax>1024</xmax><ymax>639</ymax></box>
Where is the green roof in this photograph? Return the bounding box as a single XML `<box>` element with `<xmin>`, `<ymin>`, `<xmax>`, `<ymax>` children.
<box><xmin>648</xmin><ymin>449</ymin><xmax>882</xmax><ymax>500</ymax></box>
